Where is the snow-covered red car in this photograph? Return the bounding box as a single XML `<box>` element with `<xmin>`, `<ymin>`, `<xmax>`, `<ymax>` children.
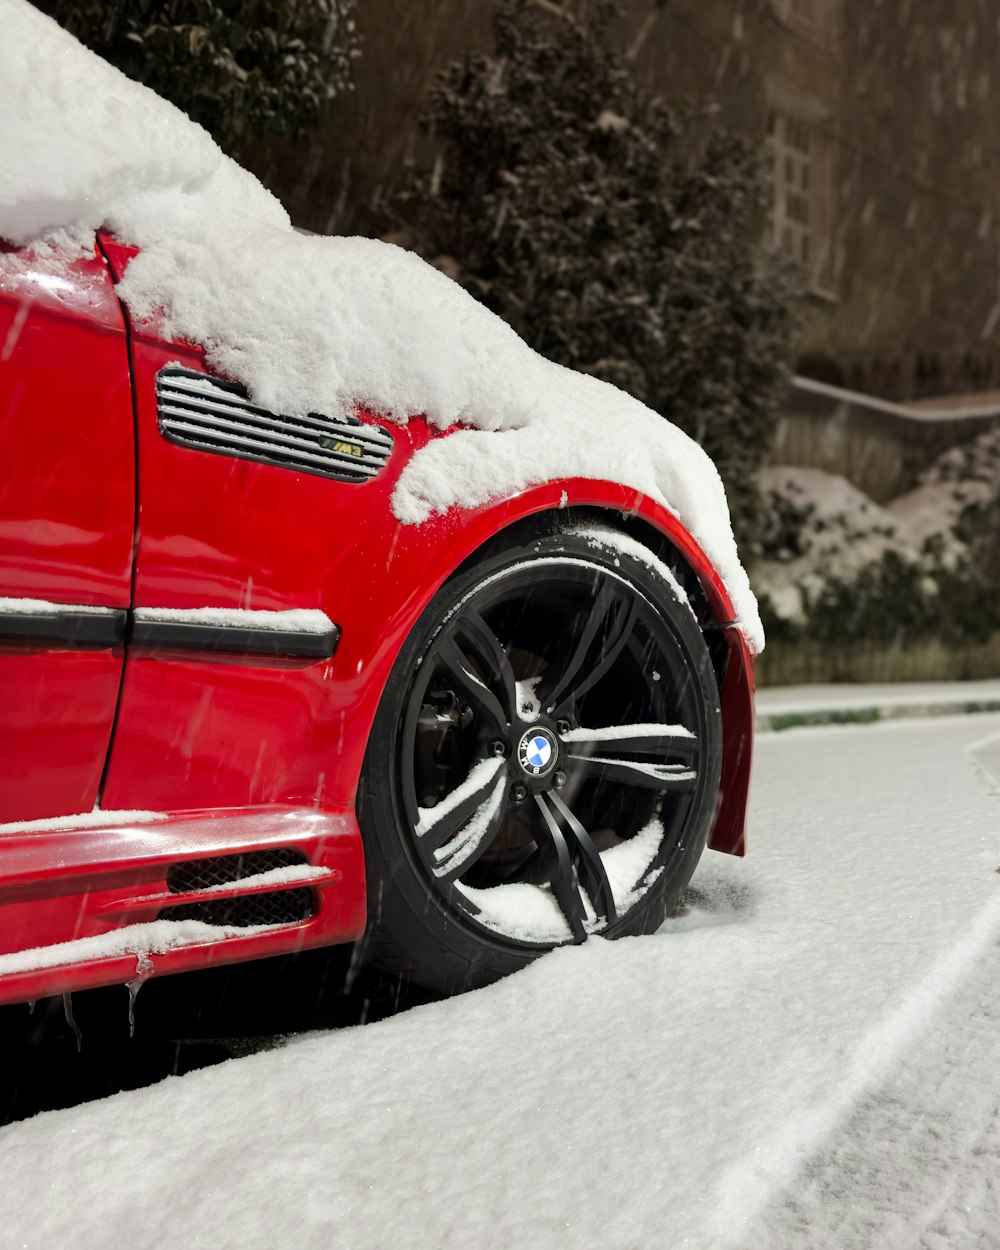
<box><xmin>0</xmin><ymin>1</ymin><xmax>758</xmax><ymax>1003</ymax></box>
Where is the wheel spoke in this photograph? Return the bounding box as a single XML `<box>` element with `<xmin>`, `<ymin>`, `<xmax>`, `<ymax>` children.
<box><xmin>433</xmin><ymin>634</ymin><xmax>508</xmax><ymax>732</ymax></box>
<box><xmin>453</xmin><ymin>609</ymin><xmax>518</xmax><ymax>725</ymax></box>
<box><xmin>545</xmin><ymin>791</ymin><xmax>618</xmax><ymax>926</ymax></box>
<box><xmin>415</xmin><ymin>756</ymin><xmax>506</xmax><ymax>853</ymax></box>
<box><xmin>543</xmin><ymin>580</ymin><xmax>618</xmax><ymax>714</ymax></box>
<box><xmin>559</xmin><ymin>595</ymin><xmax>639</xmax><ymax>713</ymax></box>
<box><xmin>432</xmin><ymin>775</ymin><xmax>509</xmax><ymax>882</ymax></box>
<box><xmin>533</xmin><ymin>794</ymin><xmax>588</xmax><ymax>942</ymax></box>
<box><xmin>566</xmin><ymin>753</ymin><xmax>697</xmax><ymax>790</ymax></box>
<box><xmin>561</xmin><ymin>722</ymin><xmax>697</xmax><ymax>759</ymax></box>
<box><xmin>545</xmin><ymin>585</ymin><xmax>640</xmax><ymax>718</ymax></box>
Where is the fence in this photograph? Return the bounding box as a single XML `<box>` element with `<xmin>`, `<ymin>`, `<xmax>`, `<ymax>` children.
<box><xmin>756</xmin><ymin>634</ymin><xmax>1000</xmax><ymax>687</ymax></box>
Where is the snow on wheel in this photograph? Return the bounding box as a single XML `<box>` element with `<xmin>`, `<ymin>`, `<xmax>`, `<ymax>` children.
<box><xmin>358</xmin><ymin>527</ymin><xmax>723</xmax><ymax>993</ymax></box>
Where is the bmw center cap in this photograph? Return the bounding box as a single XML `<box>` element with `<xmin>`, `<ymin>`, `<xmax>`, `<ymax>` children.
<box><xmin>517</xmin><ymin>727</ymin><xmax>558</xmax><ymax>777</ymax></box>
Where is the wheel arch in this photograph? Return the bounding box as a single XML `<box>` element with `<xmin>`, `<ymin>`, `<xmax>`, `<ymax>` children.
<box><xmin>450</xmin><ymin>505</ymin><xmax>724</xmax><ymax>643</ymax></box>
<box><xmin>432</xmin><ymin>487</ymin><xmax>755</xmax><ymax>860</ymax></box>
<box><xmin>363</xmin><ymin>477</ymin><xmax>754</xmax><ymax>858</ymax></box>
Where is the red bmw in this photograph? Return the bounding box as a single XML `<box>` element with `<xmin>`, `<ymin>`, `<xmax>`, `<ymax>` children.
<box><xmin>0</xmin><ymin>5</ymin><xmax>756</xmax><ymax>1005</ymax></box>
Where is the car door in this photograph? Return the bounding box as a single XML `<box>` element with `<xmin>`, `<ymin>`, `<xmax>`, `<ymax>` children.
<box><xmin>0</xmin><ymin>237</ymin><xmax>135</xmax><ymax>822</ymax></box>
<box><xmin>97</xmin><ymin>235</ymin><xmax>395</xmax><ymax>816</ymax></box>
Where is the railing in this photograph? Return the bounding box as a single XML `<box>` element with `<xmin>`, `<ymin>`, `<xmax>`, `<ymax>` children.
<box><xmin>770</xmin><ymin>376</ymin><xmax>1000</xmax><ymax>502</ymax></box>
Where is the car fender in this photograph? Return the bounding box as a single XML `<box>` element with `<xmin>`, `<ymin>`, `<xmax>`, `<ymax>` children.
<box><xmin>349</xmin><ymin>476</ymin><xmax>754</xmax><ymax>857</ymax></box>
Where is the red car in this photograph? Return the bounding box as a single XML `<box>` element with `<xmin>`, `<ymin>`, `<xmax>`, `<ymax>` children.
<box><xmin>0</xmin><ymin>230</ymin><xmax>754</xmax><ymax>1004</ymax></box>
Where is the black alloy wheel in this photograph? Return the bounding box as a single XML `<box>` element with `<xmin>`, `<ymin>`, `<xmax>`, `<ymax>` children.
<box><xmin>358</xmin><ymin>527</ymin><xmax>723</xmax><ymax>994</ymax></box>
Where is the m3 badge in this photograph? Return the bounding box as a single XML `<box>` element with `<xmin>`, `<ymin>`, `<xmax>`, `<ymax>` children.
<box><xmin>320</xmin><ymin>436</ymin><xmax>363</xmax><ymax>457</ymax></box>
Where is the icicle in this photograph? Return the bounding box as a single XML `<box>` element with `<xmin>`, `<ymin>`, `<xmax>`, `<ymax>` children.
<box><xmin>125</xmin><ymin>951</ymin><xmax>155</xmax><ymax>1038</ymax></box>
<box><xmin>125</xmin><ymin>979</ymin><xmax>141</xmax><ymax>1038</ymax></box>
<box><xmin>62</xmin><ymin>992</ymin><xmax>82</xmax><ymax>1052</ymax></box>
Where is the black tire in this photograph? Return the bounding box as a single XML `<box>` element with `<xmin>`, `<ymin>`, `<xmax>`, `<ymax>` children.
<box><xmin>357</xmin><ymin>525</ymin><xmax>723</xmax><ymax>994</ymax></box>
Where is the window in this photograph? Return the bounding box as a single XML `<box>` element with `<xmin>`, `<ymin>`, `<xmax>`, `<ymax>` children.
<box><xmin>767</xmin><ymin>111</ymin><xmax>813</xmax><ymax>266</ymax></box>
<box><xmin>765</xmin><ymin>105</ymin><xmax>835</xmax><ymax>294</ymax></box>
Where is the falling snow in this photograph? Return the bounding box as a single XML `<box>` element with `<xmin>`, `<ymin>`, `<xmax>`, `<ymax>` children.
<box><xmin>0</xmin><ymin>0</ymin><xmax>762</xmax><ymax>652</ymax></box>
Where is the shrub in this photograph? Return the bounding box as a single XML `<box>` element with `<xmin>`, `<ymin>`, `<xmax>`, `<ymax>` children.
<box><xmin>38</xmin><ymin>0</ymin><xmax>357</xmax><ymax>157</ymax></box>
<box><xmin>388</xmin><ymin>0</ymin><xmax>797</xmax><ymax>553</ymax></box>
<box><xmin>757</xmin><ymin>437</ymin><xmax>1000</xmax><ymax>652</ymax></box>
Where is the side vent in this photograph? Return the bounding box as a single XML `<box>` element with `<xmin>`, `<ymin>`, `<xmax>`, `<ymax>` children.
<box><xmin>159</xmin><ymin>848</ymin><xmax>316</xmax><ymax>928</ymax></box>
<box><xmin>156</xmin><ymin>366</ymin><xmax>394</xmax><ymax>483</ymax></box>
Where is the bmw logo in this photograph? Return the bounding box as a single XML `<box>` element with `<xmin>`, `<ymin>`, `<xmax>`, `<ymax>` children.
<box><xmin>517</xmin><ymin>727</ymin><xmax>558</xmax><ymax>777</ymax></box>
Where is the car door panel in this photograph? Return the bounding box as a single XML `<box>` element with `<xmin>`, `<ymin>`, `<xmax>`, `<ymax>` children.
<box><xmin>0</xmin><ymin>239</ymin><xmax>134</xmax><ymax>821</ymax></box>
<box><xmin>93</xmin><ymin>299</ymin><xmax>374</xmax><ymax>813</ymax></box>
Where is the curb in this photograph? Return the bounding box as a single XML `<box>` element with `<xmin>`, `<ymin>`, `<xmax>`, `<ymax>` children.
<box><xmin>756</xmin><ymin>698</ymin><xmax>1000</xmax><ymax>733</ymax></box>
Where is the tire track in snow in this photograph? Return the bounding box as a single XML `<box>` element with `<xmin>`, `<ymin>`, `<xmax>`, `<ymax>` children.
<box><xmin>968</xmin><ymin>728</ymin><xmax>1000</xmax><ymax>793</ymax></box>
<box><xmin>736</xmin><ymin>918</ymin><xmax>1000</xmax><ymax>1249</ymax></box>
<box><xmin>713</xmin><ymin>727</ymin><xmax>1000</xmax><ymax>1249</ymax></box>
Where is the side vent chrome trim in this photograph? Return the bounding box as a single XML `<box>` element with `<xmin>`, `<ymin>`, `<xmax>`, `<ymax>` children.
<box><xmin>156</xmin><ymin>367</ymin><xmax>393</xmax><ymax>484</ymax></box>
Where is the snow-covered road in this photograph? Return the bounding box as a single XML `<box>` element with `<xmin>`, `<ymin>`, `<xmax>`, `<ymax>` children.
<box><xmin>2</xmin><ymin>715</ymin><xmax>999</xmax><ymax>1250</ymax></box>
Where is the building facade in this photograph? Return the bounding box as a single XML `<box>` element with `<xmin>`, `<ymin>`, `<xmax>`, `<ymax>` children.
<box><xmin>255</xmin><ymin>0</ymin><xmax>1000</xmax><ymax>402</ymax></box>
<box><xmin>623</xmin><ymin>0</ymin><xmax>1000</xmax><ymax>400</ymax></box>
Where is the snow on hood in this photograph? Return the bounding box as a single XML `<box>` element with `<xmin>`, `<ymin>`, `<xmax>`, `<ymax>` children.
<box><xmin>0</xmin><ymin>0</ymin><xmax>763</xmax><ymax>652</ymax></box>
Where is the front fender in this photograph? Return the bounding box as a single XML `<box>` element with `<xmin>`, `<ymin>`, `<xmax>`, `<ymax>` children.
<box><xmin>353</xmin><ymin>474</ymin><xmax>754</xmax><ymax>856</ymax></box>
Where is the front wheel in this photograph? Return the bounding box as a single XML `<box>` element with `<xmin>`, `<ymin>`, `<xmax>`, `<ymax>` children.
<box><xmin>358</xmin><ymin>527</ymin><xmax>723</xmax><ymax>994</ymax></box>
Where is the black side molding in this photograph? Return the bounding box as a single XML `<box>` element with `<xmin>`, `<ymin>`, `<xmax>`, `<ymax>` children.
<box><xmin>129</xmin><ymin>618</ymin><xmax>340</xmax><ymax>659</ymax></box>
<box><xmin>0</xmin><ymin>604</ymin><xmax>339</xmax><ymax>660</ymax></box>
<box><xmin>0</xmin><ymin>608</ymin><xmax>126</xmax><ymax>649</ymax></box>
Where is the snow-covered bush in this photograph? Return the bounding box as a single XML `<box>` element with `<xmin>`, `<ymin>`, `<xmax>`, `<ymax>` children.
<box><xmin>758</xmin><ymin>439</ymin><xmax>1000</xmax><ymax>652</ymax></box>
<box><xmin>37</xmin><ymin>0</ymin><xmax>357</xmax><ymax>157</ymax></box>
<box><xmin>386</xmin><ymin>0</ymin><xmax>798</xmax><ymax>552</ymax></box>
<box><xmin>906</xmin><ymin>427</ymin><xmax>1000</xmax><ymax>587</ymax></box>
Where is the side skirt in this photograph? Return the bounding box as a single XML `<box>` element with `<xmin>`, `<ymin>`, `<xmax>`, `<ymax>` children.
<box><xmin>0</xmin><ymin>805</ymin><xmax>366</xmax><ymax>1006</ymax></box>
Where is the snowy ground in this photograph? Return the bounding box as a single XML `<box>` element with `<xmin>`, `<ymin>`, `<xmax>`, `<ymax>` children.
<box><xmin>2</xmin><ymin>713</ymin><xmax>999</xmax><ymax>1250</ymax></box>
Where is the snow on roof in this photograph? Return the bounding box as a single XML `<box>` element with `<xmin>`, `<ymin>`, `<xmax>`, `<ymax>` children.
<box><xmin>0</xmin><ymin>0</ymin><xmax>763</xmax><ymax>651</ymax></box>
<box><xmin>0</xmin><ymin>1</ymin><xmax>288</xmax><ymax>245</ymax></box>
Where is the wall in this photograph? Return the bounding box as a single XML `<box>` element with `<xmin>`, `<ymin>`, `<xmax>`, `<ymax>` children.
<box><xmin>620</xmin><ymin>0</ymin><xmax>1000</xmax><ymax>400</ymax></box>
<box><xmin>770</xmin><ymin>376</ymin><xmax>1000</xmax><ymax>501</ymax></box>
